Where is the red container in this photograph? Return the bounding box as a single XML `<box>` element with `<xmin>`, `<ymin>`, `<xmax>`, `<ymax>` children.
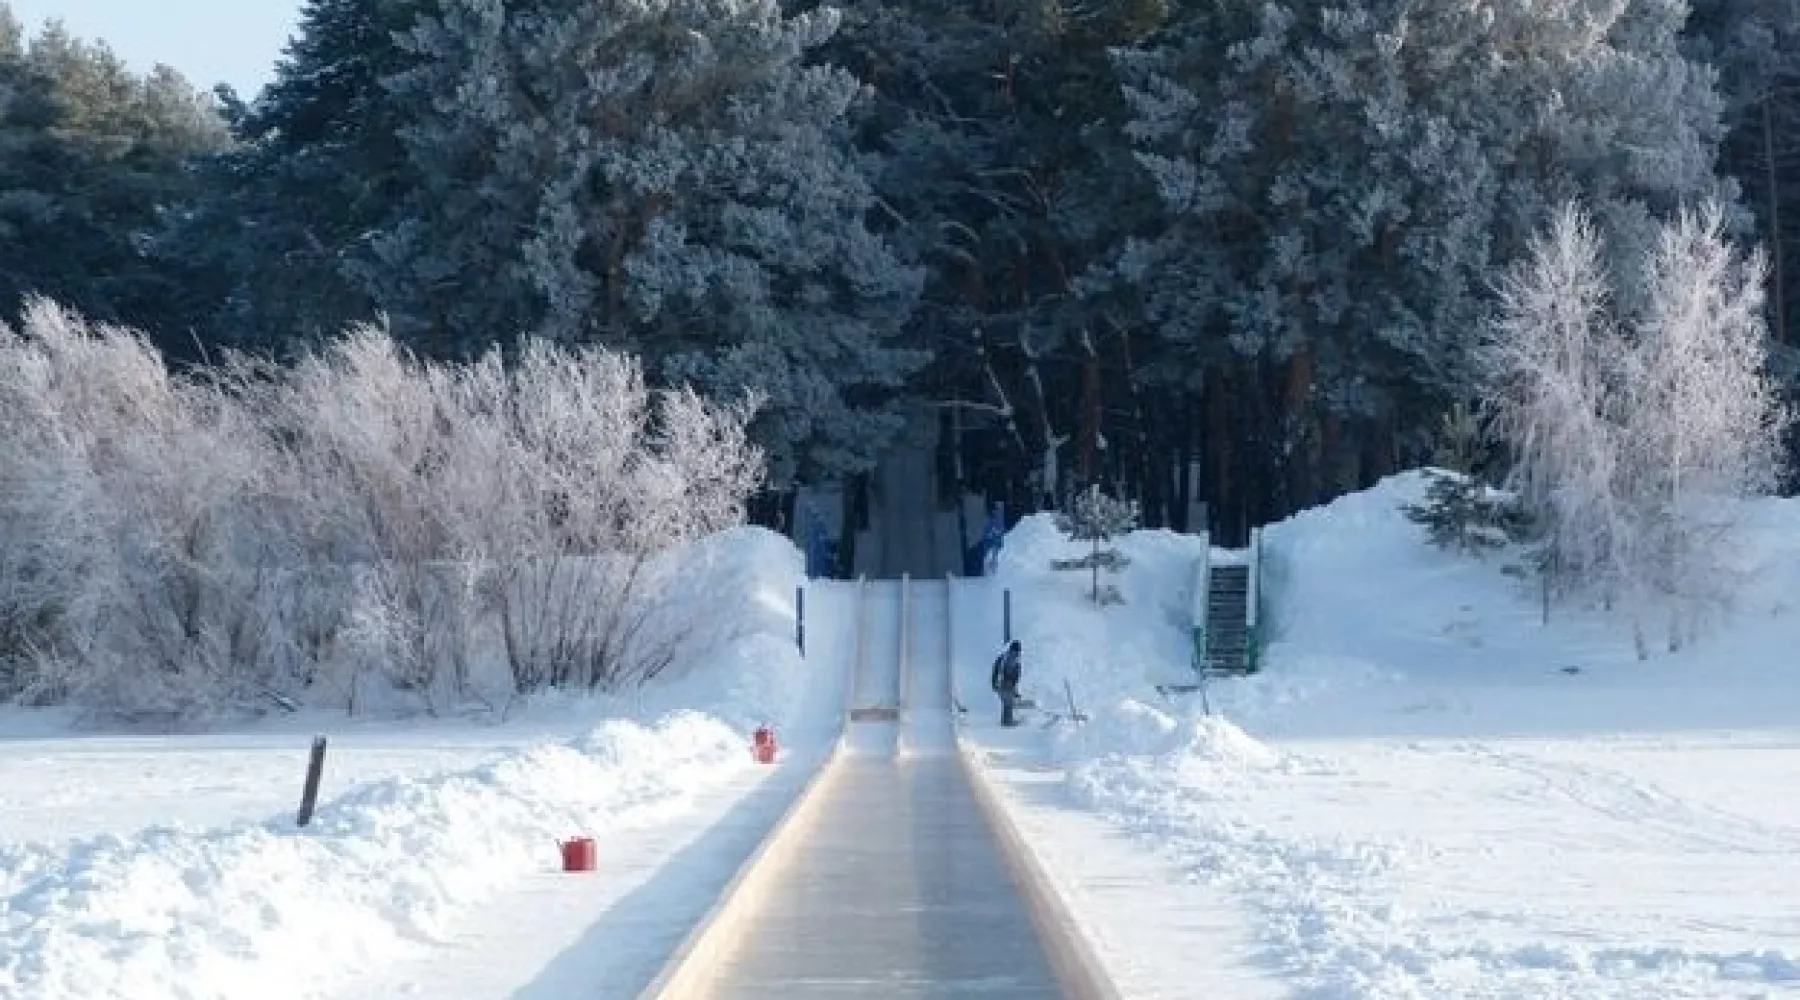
<box><xmin>753</xmin><ymin>726</ymin><xmax>777</xmax><ymax>764</ymax></box>
<box><xmin>560</xmin><ymin>836</ymin><xmax>596</xmax><ymax>872</ymax></box>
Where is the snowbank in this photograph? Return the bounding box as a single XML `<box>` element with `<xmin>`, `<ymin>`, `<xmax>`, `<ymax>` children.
<box><xmin>993</xmin><ymin>468</ymin><xmax>1800</xmax><ymax>742</ymax></box>
<box><xmin>986</xmin><ymin>472</ymin><xmax>1800</xmax><ymax>998</ymax></box>
<box><xmin>993</xmin><ymin>514</ymin><xmax>1206</xmax><ymax>714</ymax></box>
<box><xmin>0</xmin><ymin>525</ymin><xmax>815</xmax><ymax>1000</ymax></box>
<box><xmin>1250</xmin><ymin>470</ymin><xmax>1800</xmax><ymax>736</ymax></box>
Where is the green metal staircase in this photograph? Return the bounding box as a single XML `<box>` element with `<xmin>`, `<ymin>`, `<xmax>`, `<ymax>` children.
<box><xmin>1192</xmin><ymin>527</ymin><xmax>1264</xmax><ymax>676</ymax></box>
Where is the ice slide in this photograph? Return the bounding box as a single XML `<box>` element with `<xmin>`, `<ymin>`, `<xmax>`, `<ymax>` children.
<box><xmin>638</xmin><ymin>576</ymin><xmax>1117</xmax><ymax>999</ymax></box>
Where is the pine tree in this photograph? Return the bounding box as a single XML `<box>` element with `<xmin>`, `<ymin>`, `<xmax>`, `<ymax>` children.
<box><xmin>1107</xmin><ymin>0</ymin><xmax>1734</xmax><ymax>524</ymax></box>
<box><xmin>0</xmin><ymin>13</ymin><xmax>228</xmax><ymax>347</ymax></box>
<box><xmin>357</xmin><ymin>0</ymin><xmax>926</xmax><ymax>483</ymax></box>
<box><xmin>1053</xmin><ymin>483</ymin><xmax>1139</xmax><ymax>603</ymax></box>
<box><xmin>169</xmin><ymin>0</ymin><xmax>433</xmax><ymax>354</ymax></box>
<box><xmin>823</xmin><ymin>0</ymin><xmax>1165</xmax><ymax>502</ymax></box>
<box><xmin>1401</xmin><ymin>404</ymin><xmax>1526</xmax><ymax>555</ymax></box>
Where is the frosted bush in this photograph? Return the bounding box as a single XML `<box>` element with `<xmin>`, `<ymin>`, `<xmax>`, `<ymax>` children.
<box><xmin>0</xmin><ymin>302</ymin><xmax>765</xmax><ymax>718</ymax></box>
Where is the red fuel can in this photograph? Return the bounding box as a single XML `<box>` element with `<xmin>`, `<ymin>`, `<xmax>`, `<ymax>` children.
<box><xmin>560</xmin><ymin>836</ymin><xmax>596</xmax><ymax>872</ymax></box>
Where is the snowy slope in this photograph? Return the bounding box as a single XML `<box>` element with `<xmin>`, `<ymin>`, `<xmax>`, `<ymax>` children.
<box><xmin>0</xmin><ymin>526</ymin><xmax>847</xmax><ymax>1000</ymax></box>
<box><xmin>966</xmin><ymin>473</ymin><xmax>1800</xmax><ymax>999</ymax></box>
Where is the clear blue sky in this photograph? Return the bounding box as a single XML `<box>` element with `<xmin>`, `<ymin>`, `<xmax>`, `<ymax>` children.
<box><xmin>7</xmin><ymin>0</ymin><xmax>300</xmax><ymax>96</ymax></box>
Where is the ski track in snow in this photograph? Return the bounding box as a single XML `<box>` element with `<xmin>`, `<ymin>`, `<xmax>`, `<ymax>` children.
<box><xmin>1067</xmin><ymin>729</ymin><xmax>1800</xmax><ymax>999</ymax></box>
<box><xmin>1461</xmin><ymin>742</ymin><xmax>1800</xmax><ymax>856</ymax></box>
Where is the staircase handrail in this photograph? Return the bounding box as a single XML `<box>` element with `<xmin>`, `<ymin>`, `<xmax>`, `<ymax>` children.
<box><xmin>1191</xmin><ymin>531</ymin><xmax>1211</xmax><ymax>676</ymax></box>
<box><xmin>1246</xmin><ymin>526</ymin><xmax>1264</xmax><ymax>673</ymax></box>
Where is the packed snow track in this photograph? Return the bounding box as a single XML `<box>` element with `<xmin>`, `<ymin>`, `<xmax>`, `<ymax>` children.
<box><xmin>640</xmin><ymin>576</ymin><xmax>1115</xmax><ymax>999</ymax></box>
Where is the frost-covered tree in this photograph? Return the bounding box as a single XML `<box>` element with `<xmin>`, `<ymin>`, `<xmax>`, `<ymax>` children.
<box><xmin>1481</xmin><ymin>203</ymin><xmax>1628</xmax><ymax>605</ymax></box>
<box><xmin>362</xmin><ymin>0</ymin><xmax>925</xmax><ymax>483</ymax></box>
<box><xmin>0</xmin><ymin>13</ymin><xmax>229</xmax><ymax>348</ymax></box>
<box><xmin>1686</xmin><ymin>0</ymin><xmax>1800</xmax><ymax>352</ymax></box>
<box><xmin>1053</xmin><ymin>484</ymin><xmax>1140</xmax><ymax>604</ymax></box>
<box><xmin>172</xmin><ymin>0</ymin><xmax>432</xmax><ymax>353</ymax></box>
<box><xmin>825</xmin><ymin>0</ymin><xmax>1164</xmax><ymax>506</ymax></box>
<box><xmin>1617</xmin><ymin>202</ymin><xmax>1787</xmax><ymax>646</ymax></box>
<box><xmin>1483</xmin><ymin>201</ymin><xmax>1787</xmax><ymax>649</ymax></box>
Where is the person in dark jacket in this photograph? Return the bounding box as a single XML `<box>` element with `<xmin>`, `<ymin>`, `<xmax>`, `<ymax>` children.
<box><xmin>991</xmin><ymin>639</ymin><xmax>1023</xmax><ymax>727</ymax></box>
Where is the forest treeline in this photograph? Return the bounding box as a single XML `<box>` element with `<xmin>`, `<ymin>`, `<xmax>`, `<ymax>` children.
<box><xmin>4</xmin><ymin>0</ymin><xmax>1798</xmax><ymax>541</ymax></box>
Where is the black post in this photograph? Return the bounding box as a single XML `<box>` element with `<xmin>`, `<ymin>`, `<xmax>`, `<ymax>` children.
<box><xmin>296</xmin><ymin>736</ymin><xmax>328</xmax><ymax>828</ymax></box>
<box><xmin>796</xmin><ymin>586</ymin><xmax>805</xmax><ymax>655</ymax></box>
<box><xmin>1003</xmin><ymin>588</ymin><xmax>1012</xmax><ymax>644</ymax></box>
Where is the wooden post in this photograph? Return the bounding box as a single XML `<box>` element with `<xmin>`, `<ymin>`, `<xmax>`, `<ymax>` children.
<box><xmin>795</xmin><ymin>586</ymin><xmax>806</xmax><ymax>656</ymax></box>
<box><xmin>296</xmin><ymin>736</ymin><xmax>327</xmax><ymax>828</ymax></box>
<box><xmin>1003</xmin><ymin>588</ymin><xmax>1012</xmax><ymax>644</ymax></box>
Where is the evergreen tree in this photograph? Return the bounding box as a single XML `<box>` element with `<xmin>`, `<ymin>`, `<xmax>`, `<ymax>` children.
<box><xmin>1684</xmin><ymin>0</ymin><xmax>1800</xmax><ymax>478</ymax></box>
<box><xmin>364</xmin><ymin>0</ymin><xmax>926</xmax><ymax>483</ymax></box>
<box><xmin>822</xmin><ymin>0</ymin><xmax>1166</xmax><ymax>507</ymax></box>
<box><xmin>169</xmin><ymin>0</ymin><xmax>433</xmax><ymax>354</ymax></box>
<box><xmin>1402</xmin><ymin>404</ymin><xmax>1527</xmax><ymax>555</ymax></box>
<box><xmin>0</xmin><ymin>9</ymin><xmax>228</xmax><ymax>348</ymax></box>
<box><xmin>1685</xmin><ymin>0</ymin><xmax>1800</xmax><ymax>345</ymax></box>
<box><xmin>1053</xmin><ymin>483</ymin><xmax>1139</xmax><ymax>603</ymax></box>
<box><xmin>1105</xmin><ymin>0</ymin><xmax>1733</xmax><ymax>530</ymax></box>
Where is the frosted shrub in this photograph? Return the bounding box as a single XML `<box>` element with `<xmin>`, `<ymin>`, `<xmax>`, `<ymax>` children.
<box><xmin>268</xmin><ymin>329</ymin><xmax>767</xmax><ymax>706</ymax></box>
<box><xmin>0</xmin><ymin>299</ymin><xmax>283</xmax><ymax>717</ymax></box>
<box><xmin>0</xmin><ymin>304</ymin><xmax>764</xmax><ymax>717</ymax></box>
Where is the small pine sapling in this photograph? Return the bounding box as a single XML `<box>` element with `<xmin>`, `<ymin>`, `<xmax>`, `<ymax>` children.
<box><xmin>1402</xmin><ymin>404</ymin><xmax>1529</xmax><ymax>554</ymax></box>
<box><xmin>1403</xmin><ymin>472</ymin><xmax>1530</xmax><ymax>554</ymax></box>
<box><xmin>1052</xmin><ymin>484</ymin><xmax>1140</xmax><ymax>604</ymax></box>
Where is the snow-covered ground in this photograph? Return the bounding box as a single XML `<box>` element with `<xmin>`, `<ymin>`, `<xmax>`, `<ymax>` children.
<box><xmin>0</xmin><ymin>526</ymin><xmax>851</xmax><ymax>1000</ymax></box>
<box><xmin>0</xmin><ymin>711</ymin><xmax>610</xmax><ymax>846</ymax></box>
<box><xmin>10</xmin><ymin>471</ymin><xmax>1800</xmax><ymax>1000</ymax></box>
<box><xmin>961</xmin><ymin>472</ymin><xmax>1800</xmax><ymax>999</ymax></box>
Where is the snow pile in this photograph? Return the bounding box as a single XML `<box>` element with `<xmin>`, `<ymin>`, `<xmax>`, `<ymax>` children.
<box><xmin>0</xmin><ymin>714</ymin><xmax>742</xmax><ymax>1000</ymax></box>
<box><xmin>1263</xmin><ymin>469</ymin><xmax>1800</xmax><ymax>678</ymax></box>
<box><xmin>993</xmin><ymin>514</ymin><xmax>1206</xmax><ymax>716</ymax></box>
<box><xmin>0</xmin><ymin>525</ymin><xmax>814</xmax><ymax>1000</ymax></box>
<box><xmin>531</xmin><ymin>524</ymin><xmax>814</xmax><ymax>735</ymax></box>
<box><xmin>1251</xmin><ymin>470</ymin><xmax>1800</xmax><ymax>735</ymax></box>
<box><xmin>989</xmin><ymin>472</ymin><xmax>1800</xmax><ymax>998</ymax></box>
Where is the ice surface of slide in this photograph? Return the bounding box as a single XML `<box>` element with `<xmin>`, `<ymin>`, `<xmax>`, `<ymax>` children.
<box><xmin>843</xmin><ymin>581</ymin><xmax>903</xmax><ymax>756</ymax></box>
<box><xmin>688</xmin><ymin>575</ymin><xmax>1070</xmax><ymax>998</ymax></box>
<box><xmin>700</xmin><ymin>756</ymin><xmax>1062</xmax><ymax>999</ymax></box>
<box><xmin>850</xmin><ymin>582</ymin><xmax>903</xmax><ymax>712</ymax></box>
<box><xmin>901</xmin><ymin>579</ymin><xmax>955</xmax><ymax>757</ymax></box>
